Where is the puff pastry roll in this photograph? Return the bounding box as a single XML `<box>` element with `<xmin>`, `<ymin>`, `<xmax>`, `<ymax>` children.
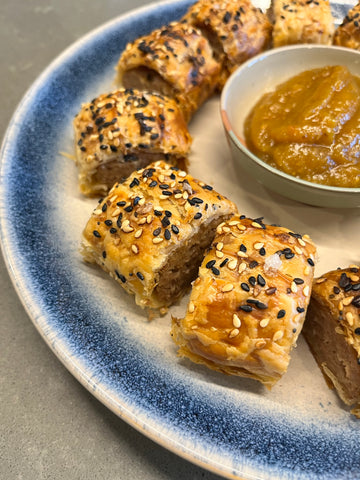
<box><xmin>73</xmin><ymin>88</ymin><xmax>192</xmax><ymax>197</ymax></box>
<box><xmin>303</xmin><ymin>266</ymin><xmax>360</xmax><ymax>418</ymax></box>
<box><xmin>270</xmin><ymin>0</ymin><xmax>334</xmax><ymax>47</ymax></box>
<box><xmin>116</xmin><ymin>22</ymin><xmax>221</xmax><ymax>122</ymax></box>
<box><xmin>81</xmin><ymin>161</ymin><xmax>237</xmax><ymax>313</ymax></box>
<box><xmin>171</xmin><ymin>215</ymin><xmax>316</xmax><ymax>387</ymax></box>
<box><xmin>183</xmin><ymin>0</ymin><xmax>272</xmax><ymax>88</ymax></box>
<box><xmin>333</xmin><ymin>2</ymin><xmax>360</xmax><ymax>50</ymax></box>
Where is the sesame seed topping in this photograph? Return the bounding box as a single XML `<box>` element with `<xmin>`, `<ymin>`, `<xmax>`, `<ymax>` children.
<box><xmin>134</xmin><ymin>228</ymin><xmax>143</xmax><ymax>238</ymax></box>
<box><xmin>152</xmin><ymin>237</ymin><xmax>164</xmax><ymax>244</ymax></box>
<box><xmin>232</xmin><ymin>313</ymin><xmax>241</xmax><ymax>328</ymax></box>
<box><xmin>222</xmin><ymin>283</ymin><xmax>234</xmax><ymax>293</ymax></box>
<box><xmin>227</xmin><ymin>259</ymin><xmax>237</xmax><ymax>270</ymax></box>
<box><xmin>131</xmin><ymin>245</ymin><xmax>139</xmax><ymax>254</ymax></box>
<box><xmin>188</xmin><ymin>301</ymin><xmax>195</xmax><ymax>313</ymax></box>
<box><xmin>229</xmin><ymin>328</ymin><xmax>239</xmax><ymax>338</ymax></box>
<box><xmin>260</xmin><ymin>318</ymin><xmax>270</xmax><ymax>328</ymax></box>
<box><xmin>303</xmin><ymin>285</ymin><xmax>310</xmax><ymax>297</ymax></box>
<box><xmin>254</xmin><ymin>242</ymin><xmax>264</xmax><ymax>250</ymax></box>
<box><xmin>277</xmin><ymin>309</ymin><xmax>286</xmax><ymax>319</ymax></box>
<box><xmin>273</xmin><ymin>330</ymin><xmax>283</xmax><ymax>342</ymax></box>
<box><xmin>342</xmin><ymin>296</ymin><xmax>354</xmax><ymax>306</ymax></box>
<box><xmin>238</xmin><ymin>262</ymin><xmax>247</xmax><ymax>274</ymax></box>
<box><xmin>346</xmin><ymin>312</ymin><xmax>354</xmax><ymax>326</ymax></box>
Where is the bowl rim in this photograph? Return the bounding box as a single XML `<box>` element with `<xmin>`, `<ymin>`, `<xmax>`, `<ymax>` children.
<box><xmin>220</xmin><ymin>44</ymin><xmax>360</xmax><ymax>195</ymax></box>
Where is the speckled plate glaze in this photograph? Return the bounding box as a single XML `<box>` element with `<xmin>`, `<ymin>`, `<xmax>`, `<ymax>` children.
<box><xmin>1</xmin><ymin>1</ymin><xmax>359</xmax><ymax>479</ymax></box>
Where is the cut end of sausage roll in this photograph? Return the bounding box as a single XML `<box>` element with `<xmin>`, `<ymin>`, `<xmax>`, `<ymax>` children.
<box><xmin>73</xmin><ymin>88</ymin><xmax>192</xmax><ymax>197</ymax></box>
<box><xmin>303</xmin><ymin>266</ymin><xmax>360</xmax><ymax>418</ymax></box>
<box><xmin>116</xmin><ymin>22</ymin><xmax>221</xmax><ymax>122</ymax></box>
<box><xmin>183</xmin><ymin>0</ymin><xmax>272</xmax><ymax>89</ymax></box>
<box><xmin>171</xmin><ymin>215</ymin><xmax>317</xmax><ymax>387</ymax></box>
<box><xmin>333</xmin><ymin>2</ymin><xmax>360</xmax><ymax>50</ymax></box>
<box><xmin>81</xmin><ymin>160</ymin><xmax>238</xmax><ymax>313</ymax></box>
<box><xmin>270</xmin><ymin>0</ymin><xmax>335</xmax><ymax>48</ymax></box>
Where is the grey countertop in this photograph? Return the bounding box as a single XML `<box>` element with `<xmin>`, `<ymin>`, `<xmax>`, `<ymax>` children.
<box><xmin>0</xmin><ymin>2</ymin><xmax>223</xmax><ymax>478</ymax></box>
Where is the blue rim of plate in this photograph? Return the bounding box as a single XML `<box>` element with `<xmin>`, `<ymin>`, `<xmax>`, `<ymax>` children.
<box><xmin>1</xmin><ymin>1</ymin><xmax>359</xmax><ymax>479</ymax></box>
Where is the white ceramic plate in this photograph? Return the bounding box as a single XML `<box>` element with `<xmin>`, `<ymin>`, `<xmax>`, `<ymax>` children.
<box><xmin>1</xmin><ymin>1</ymin><xmax>359</xmax><ymax>479</ymax></box>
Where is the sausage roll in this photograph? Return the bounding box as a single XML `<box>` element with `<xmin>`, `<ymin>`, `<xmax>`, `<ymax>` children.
<box><xmin>81</xmin><ymin>160</ymin><xmax>237</xmax><ymax>313</ymax></box>
<box><xmin>116</xmin><ymin>22</ymin><xmax>221</xmax><ymax>122</ymax></box>
<box><xmin>303</xmin><ymin>266</ymin><xmax>360</xmax><ymax>418</ymax></box>
<box><xmin>171</xmin><ymin>215</ymin><xmax>316</xmax><ymax>387</ymax></box>
<box><xmin>270</xmin><ymin>0</ymin><xmax>335</xmax><ymax>47</ymax></box>
<box><xmin>73</xmin><ymin>88</ymin><xmax>192</xmax><ymax>197</ymax></box>
<box><xmin>183</xmin><ymin>0</ymin><xmax>272</xmax><ymax>89</ymax></box>
<box><xmin>333</xmin><ymin>2</ymin><xmax>360</xmax><ymax>50</ymax></box>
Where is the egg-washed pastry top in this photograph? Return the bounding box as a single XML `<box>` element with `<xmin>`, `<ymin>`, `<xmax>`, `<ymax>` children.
<box><xmin>183</xmin><ymin>0</ymin><xmax>272</xmax><ymax>88</ymax></box>
<box><xmin>81</xmin><ymin>160</ymin><xmax>237</xmax><ymax>313</ymax></box>
<box><xmin>270</xmin><ymin>0</ymin><xmax>334</xmax><ymax>47</ymax></box>
<box><xmin>116</xmin><ymin>22</ymin><xmax>221</xmax><ymax>122</ymax></box>
<box><xmin>171</xmin><ymin>215</ymin><xmax>317</xmax><ymax>387</ymax></box>
<box><xmin>73</xmin><ymin>88</ymin><xmax>192</xmax><ymax>197</ymax></box>
<box><xmin>333</xmin><ymin>2</ymin><xmax>360</xmax><ymax>50</ymax></box>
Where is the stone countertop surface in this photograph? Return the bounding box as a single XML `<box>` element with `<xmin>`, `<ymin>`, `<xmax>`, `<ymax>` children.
<box><xmin>0</xmin><ymin>1</ymin><xmax>223</xmax><ymax>479</ymax></box>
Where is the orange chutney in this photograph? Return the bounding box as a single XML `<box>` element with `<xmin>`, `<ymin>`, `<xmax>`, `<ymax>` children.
<box><xmin>244</xmin><ymin>65</ymin><xmax>360</xmax><ymax>188</ymax></box>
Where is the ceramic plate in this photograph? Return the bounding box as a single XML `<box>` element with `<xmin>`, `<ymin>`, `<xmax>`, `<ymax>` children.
<box><xmin>1</xmin><ymin>1</ymin><xmax>359</xmax><ymax>479</ymax></box>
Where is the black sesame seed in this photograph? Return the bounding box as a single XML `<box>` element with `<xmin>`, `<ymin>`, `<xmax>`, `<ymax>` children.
<box><xmin>100</xmin><ymin>144</ymin><xmax>108</xmax><ymax>150</ymax></box>
<box><xmin>165</xmin><ymin>210</ymin><xmax>172</xmax><ymax>217</ymax></box>
<box><xmin>352</xmin><ymin>283</ymin><xmax>360</xmax><ymax>291</ymax></box>
<box><xmin>249</xmin><ymin>260</ymin><xmax>258</xmax><ymax>269</ymax></box>
<box><xmin>149</xmin><ymin>180</ymin><xmax>158</xmax><ymax>188</ymax></box>
<box><xmin>129</xmin><ymin>178</ymin><xmax>140</xmax><ymax>188</ymax></box>
<box><xmin>259</xmin><ymin>247</ymin><xmax>266</xmax><ymax>256</ymax></box>
<box><xmin>110</xmin><ymin>228</ymin><xmax>117</xmax><ymax>234</ymax></box>
<box><xmin>161</xmin><ymin>190</ymin><xmax>172</xmax><ymax>196</ymax></box>
<box><xmin>285</xmin><ymin>251</ymin><xmax>295</xmax><ymax>260</ymax></box>
<box><xmin>153</xmin><ymin>228</ymin><xmax>161</xmax><ymax>236</ymax></box>
<box><xmin>220</xmin><ymin>258</ymin><xmax>229</xmax><ymax>268</ymax></box>
<box><xmin>240</xmin><ymin>244</ymin><xmax>247</xmax><ymax>252</ymax></box>
<box><xmin>194</xmin><ymin>212</ymin><xmax>202</xmax><ymax>220</ymax></box>
<box><xmin>137</xmin><ymin>272</ymin><xmax>144</xmax><ymax>281</ymax></box>
<box><xmin>117</xmin><ymin>201</ymin><xmax>126</xmax><ymax>207</ymax></box>
<box><xmin>154</xmin><ymin>210</ymin><xmax>162</xmax><ymax>217</ymax></box>
<box><xmin>333</xmin><ymin>286</ymin><xmax>340</xmax><ymax>294</ymax></box>
<box><xmin>102</xmin><ymin>251</ymin><xmax>106</xmax><ymax>259</ymax></box>
<box><xmin>307</xmin><ymin>258</ymin><xmax>315</xmax><ymax>267</ymax></box>
<box><xmin>110</xmin><ymin>145</ymin><xmax>118</xmax><ymax>153</ymax></box>
<box><xmin>171</xmin><ymin>225</ymin><xmax>179</xmax><ymax>235</ymax></box>
<box><xmin>212</xmin><ymin>267</ymin><xmax>220</xmax><ymax>276</ymax></box>
<box><xmin>164</xmin><ymin>229</ymin><xmax>171</xmax><ymax>240</ymax></box>
<box><xmin>238</xmin><ymin>305</ymin><xmax>252</xmax><ymax>312</ymax></box>
<box><xmin>351</xmin><ymin>295</ymin><xmax>360</xmax><ymax>308</ymax></box>
<box><xmin>104</xmin><ymin>219</ymin><xmax>112</xmax><ymax>226</ymax></box>
<box><xmin>257</xmin><ymin>274</ymin><xmax>266</xmax><ymax>287</ymax></box>
<box><xmin>93</xmin><ymin>230</ymin><xmax>101</xmax><ymax>238</ymax></box>
<box><xmin>355</xmin><ymin>328</ymin><xmax>360</xmax><ymax>335</ymax></box>
<box><xmin>248</xmin><ymin>276</ymin><xmax>256</xmax><ymax>286</ymax></box>
<box><xmin>115</xmin><ymin>271</ymin><xmax>126</xmax><ymax>283</ymax></box>
<box><xmin>241</xmin><ymin>283</ymin><xmax>250</xmax><ymax>292</ymax></box>
<box><xmin>277</xmin><ymin>309</ymin><xmax>286</xmax><ymax>319</ymax></box>
<box><xmin>339</xmin><ymin>273</ymin><xmax>350</xmax><ymax>288</ymax></box>
<box><xmin>124</xmin><ymin>205</ymin><xmax>133</xmax><ymax>212</ymax></box>
<box><xmin>206</xmin><ymin>260</ymin><xmax>216</xmax><ymax>269</ymax></box>
<box><xmin>297</xmin><ymin>307</ymin><xmax>305</xmax><ymax>313</ymax></box>
<box><xmin>266</xmin><ymin>287</ymin><xmax>277</xmax><ymax>295</ymax></box>
<box><xmin>161</xmin><ymin>217</ymin><xmax>170</xmax><ymax>227</ymax></box>
<box><xmin>294</xmin><ymin>278</ymin><xmax>304</xmax><ymax>285</ymax></box>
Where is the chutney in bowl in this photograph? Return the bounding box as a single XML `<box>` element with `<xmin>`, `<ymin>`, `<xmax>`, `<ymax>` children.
<box><xmin>220</xmin><ymin>45</ymin><xmax>360</xmax><ymax>208</ymax></box>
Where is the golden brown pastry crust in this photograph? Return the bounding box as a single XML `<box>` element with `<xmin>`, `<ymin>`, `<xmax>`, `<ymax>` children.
<box><xmin>333</xmin><ymin>2</ymin><xmax>360</xmax><ymax>50</ymax></box>
<box><xmin>270</xmin><ymin>0</ymin><xmax>335</xmax><ymax>47</ymax></box>
<box><xmin>171</xmin><ymin>215</ymin><xmax>316</xmax><ymax>387</ymax></box>
<box><xmin>303</xmin><ymin>266</ymin><xmax>360</xmax><ymax>418</ymax></box>
<box><xmin>183</xmin><ymin>0</ymin><xmax>272</xmax><ymax>88</ymax></box>
<box><xmin>81</xmin><ymin>160</ymin><xmax>238</xmax><ymax>313</ymax></box>
<box><xmin>116</xmin><ymin>22</ymin><xmax>221</xmax><ymax>122</ymax></box>
<box><xmin>73</xmin><ymin>88</ymin><xmax>192</xmax><ymax>197</ymax></box>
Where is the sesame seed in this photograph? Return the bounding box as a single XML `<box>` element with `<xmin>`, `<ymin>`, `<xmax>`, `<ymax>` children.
<box><xmin>227</xmin><ymin>259</ymin><xmax>237</xmax><ymax>270</ymax></box>
<box><xmin>188</xmin><ymin>301</ymin><xmax>195</xmax><ymax>313</ymax></box>
<box><xmin>277</xmin><ymin>309</ymin><xmax>286</xmax><ymax>319</ymax></box>
<box><xmin>291</xmin><ymin>282</ymin><xmax>298</xmax><ymax>293</ymax></box>
<box><xmin>237</xmin><ymin>250</ymin><xmax>248</xmax><ymax>258</ymax></box>
<box><xmin>260</xmin><ymin>318</ymin><xmax>269</xmax><ymax>328</ymax></box>
<box><xmin>298</xmin><ymin>238</ymin><xmax>306</xmax><ymax>247</ymax></box>
<box><xmin>238</xmin><ymin>262</ymin><xmax>247</xmax><ymax>273</ymax></box>
<box><xmin>217</xmin><ymin>242</ymin><xmax>224</xmax><ymax>251</ymax></box>
<box><xmin>152</xmin><ymin>237</ymin><xmax>163</xmax><ymax>244</ymax></box>
<box><xmin>238</xmin><ymin>304</ymin><xmax>252</xmax><ymax>312</ymax></box>
<box><xmin>134</xmin><ymin>229</ymin><xmax>143</xmax><ymax>238</ymax></box>
<box><xmin>294</xmin><ymin>246</ymin><xmax>303</xmax><ymax>255</ymax></box>
<box><xmin>303</xmin><ymin>285</ymin><xmax>310</xmax><ymax>297</ymax></box>
<box><xmin>342</xmin><ymin>296</ymin><xmax>354</xmax><ymax>306</ymax></box>
<box><xmin>273</xmin><ymin>330</ymin><xmax>283</xmax><ymax>342</ymax></box>
<box><xmin>254</xmin><ymin>242</ymin><xmax>264</xmax><ymax>250</ymax></box>
<box><xmin>131</xmin><ymin>245</ymin><xmax>139</xmax><ymax>254</ymax></box>
<box><xmin>255</xmin><ymin>339</ymin><xmax>266</xmax><ymax>349</ymax></box>
<box><xmin>251</xmin><ymin>221</ymin><xmax>263</xmax><ymax>228</ymax></box>
<box><xmin>93</xmin><ymin>230</ymin><xmax>101</xmax><ymax>238</ymax></box>
<box><xmin>346</xmin><ymin>312</ymin><xmax>354</xmax><ymax>326</ymax></box>
<box><xmin>232</xmin><ymin>313</ymin><xmax>241</xmax><ymax>328</ymax></box>
<box><xmin>136</xmin><ymin>272</ymin><xmax>144</xmax><ymax>281</ymax></box>
<box><xmin>216</xmin><ymin>250</ymin><xmax>224</xmax><ymax>259</ymax></box>
<box><xmin>222</xmin><ymin>283</ymin><xmax>234</xmax><ymax>293</ymax></box>
<box><xmin>229</xmin><ymin>328</ymin><xmax>239</xmax><ymax>338</ymax></box>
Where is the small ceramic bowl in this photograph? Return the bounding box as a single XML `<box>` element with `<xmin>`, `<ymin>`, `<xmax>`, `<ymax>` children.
<box><xmin>220</xmin><ymin>45</ymin><xmax>360</xmax><ymax>208</ymax></box>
